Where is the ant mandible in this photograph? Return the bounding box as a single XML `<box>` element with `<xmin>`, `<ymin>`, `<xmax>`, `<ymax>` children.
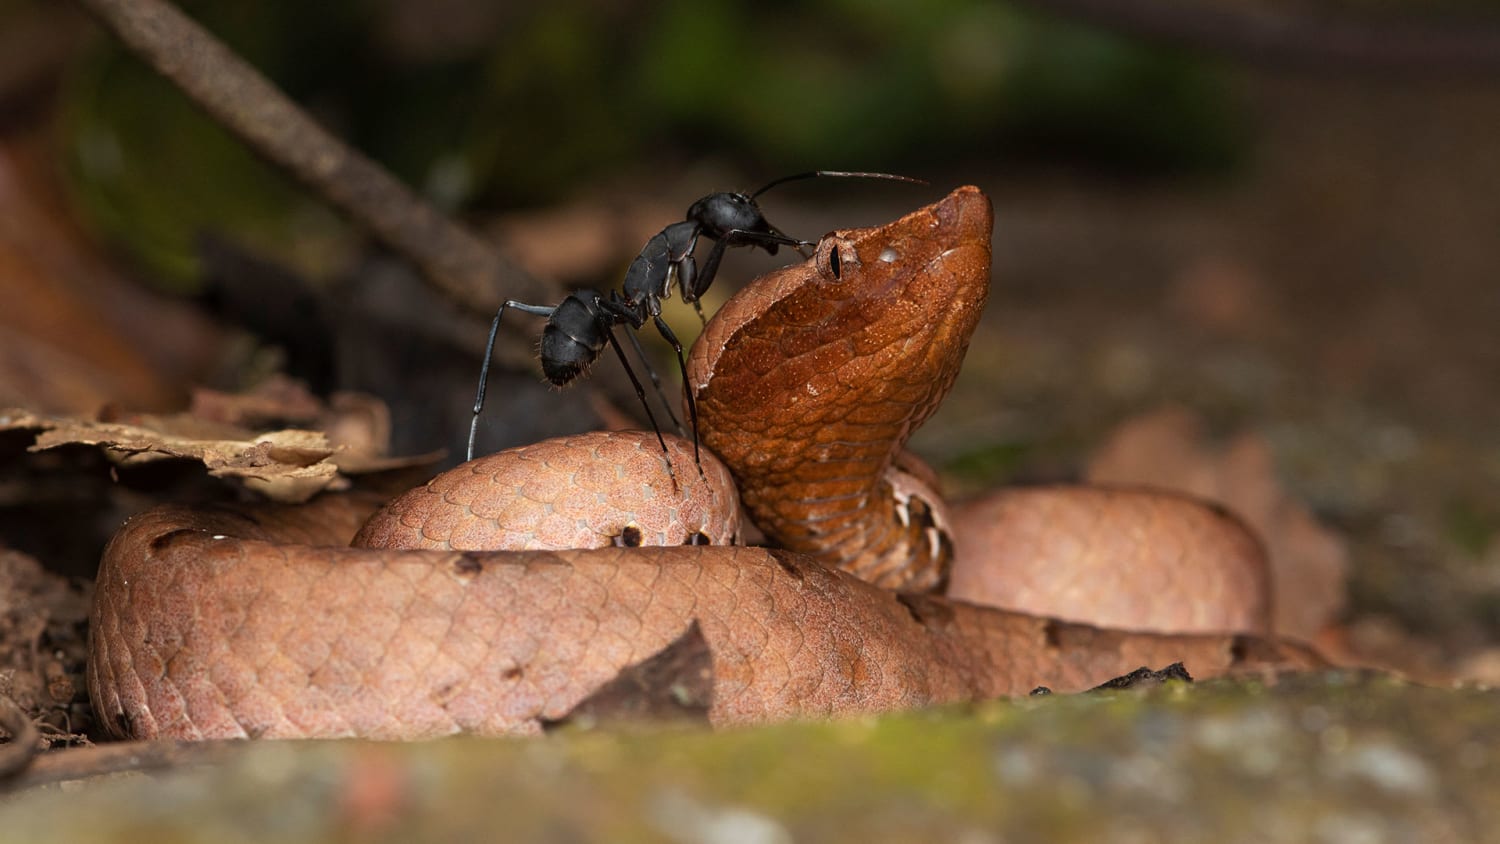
<box><xmin>466</xmin><ymin>170</ymin><xmax>926</xmax><ymax>467</ymax></box>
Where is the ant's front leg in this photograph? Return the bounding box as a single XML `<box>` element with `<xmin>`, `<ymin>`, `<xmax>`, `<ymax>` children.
<box><xmin>671</xmin><ymin>259</ymin><xmax>709</xmax><ymax>325</ymax></box>
<box><xmin>690</xmin><ymin>229</ymin><xmax>815</xmax><ymax>305</ymax></box>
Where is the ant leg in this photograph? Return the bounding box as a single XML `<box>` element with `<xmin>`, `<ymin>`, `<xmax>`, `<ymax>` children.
<box><xmin>596</xmin><ymin>294</ymin><xmax>684</xmax><ymax>435</ymax></box>
<box><xmin>468</xmin><ymin>300</ymin><xmax>555</xmax><ymax>462</ymax></box>
<box><xmin>692</xmin><ymin>238</ymin><xmax>732</xmax><ymax>303</ymax></box>
<box><xmin>600</xmin><ymin>324</ymin><xmax>679</xmax><ymax>485</ymax></box>
<box><xmin>650</xmin><ymin>315</ymin><xmax>704</xmax><ymax>478</ymax></box>
<box><xmin>621</xmin><ymin>325</ymin><xmax>685</xmax><ymax>435</ymax></box>
<box><xmin>726</xmin><ymin>228</ymin><xmax>814</xmax><ymax>252</ymax></box>
<box><xmin>671</xmin><ymin>260</ymin><xmax>710</xmax><ymax>327</ymax></box>
<box><xmin>692</xmin><ymin>229</ymin><xmax>814</xmax><ymax>303</ymax></box>
<box><xmin>767</xmin><ymin>226</ymin><xmax>818</xmax><ymax>259</ymax></box>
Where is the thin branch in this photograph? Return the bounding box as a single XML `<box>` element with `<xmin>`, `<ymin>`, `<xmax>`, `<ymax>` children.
<box><xmin>1</xmin><ymin>739</ymin><xmax>247</xmax><ymax>791</ymax></box>
<box><xmin>1013</xmin><ymin>0</ymin><xmax>1500</xmax><ymax>75</ymax></box>
<box><xmin>0</xmin><ymin>695</ymin><xmax>41</xmax><ymax>781</ymax></box>
<box><xmin>74</xmin><ymin>0</ymin><xmax>556</xmax><ymax>316</ymax></box>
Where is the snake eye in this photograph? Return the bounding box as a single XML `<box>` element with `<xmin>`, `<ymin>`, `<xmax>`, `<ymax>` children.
<box><xmin>817</xmin><ymin>235</ymin><xmax>856</xmax><ymax>282</ymax></box>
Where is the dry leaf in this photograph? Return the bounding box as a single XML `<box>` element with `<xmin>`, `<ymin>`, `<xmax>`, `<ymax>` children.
<box><xmin>4</xmin><ymin>407</ymin><xmax>342</xmax><ymax>502</ymax></box>
<box><xmin>188</xmin><ymin>376</ymin><xmax>403</xmax><ymax>465</ymax></box>
<box><xmin>188</xmin><ymin>374</ymin><xmax>327</xmax><ymax>428</ymax></box>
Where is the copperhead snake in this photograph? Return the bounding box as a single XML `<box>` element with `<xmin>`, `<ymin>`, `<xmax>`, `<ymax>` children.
<box><xmin>87</xmin><ymin>186</ymin><xmax>1319</xmax><ymax>741</ymax></box>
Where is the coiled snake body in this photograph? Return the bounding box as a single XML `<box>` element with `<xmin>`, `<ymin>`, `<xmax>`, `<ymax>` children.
<box><xmin>88</xmin><ymin>187</ymin><xmax>1315</xmax><ymax>740</ymax></box>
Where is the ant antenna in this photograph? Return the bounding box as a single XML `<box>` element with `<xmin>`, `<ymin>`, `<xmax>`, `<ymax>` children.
<box><xmin>750</xmin><ymin>171</ymin><xmax>927</xmax><ymax>200</ymax></box>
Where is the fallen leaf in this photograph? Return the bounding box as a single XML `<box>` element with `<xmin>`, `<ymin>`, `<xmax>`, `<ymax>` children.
<box><xmin>4</xmin><ymin>407</ymin><xmax>342</xmax><ymax>502</ymax></box>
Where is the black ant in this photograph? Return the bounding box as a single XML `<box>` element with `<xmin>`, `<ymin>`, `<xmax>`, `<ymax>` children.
<box><xmin>466</xmin><ymin>170</ymin><xmax>925</xmax><ymax>467</ymax></box>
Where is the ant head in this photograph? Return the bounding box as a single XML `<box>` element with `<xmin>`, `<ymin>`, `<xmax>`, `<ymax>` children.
<box><xmin>687</xmin><ymin>191</ymin><xmax>763</xmax><ymax>240</ymax></box>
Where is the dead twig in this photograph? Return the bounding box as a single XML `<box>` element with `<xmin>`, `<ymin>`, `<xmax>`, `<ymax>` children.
<box><xmin>74</xmin><ymin>0</ymin><xmax>556</xmax><ymax>317</ymax></box>
<box><xmin>0</xmin><ymin>695</ymin><xmax>41</xmax><ymax>781</ymax></box>
<box><xmin>0</xmin><ymin>739</ymin><xmax>248</xmax><ymax>791</ymax></box>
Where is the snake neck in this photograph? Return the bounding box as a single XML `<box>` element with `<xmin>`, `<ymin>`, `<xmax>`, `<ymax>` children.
<box><xmin>736</xmin><ymin>457</ymin><xmax>954</xmax><ymax>592</ymax></box>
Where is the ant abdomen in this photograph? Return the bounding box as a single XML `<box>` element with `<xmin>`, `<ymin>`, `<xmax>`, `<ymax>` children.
<box><xmin>539</xmin><ymin>293</ymin><xmax>605</xmax><ymax>386</ymax></box>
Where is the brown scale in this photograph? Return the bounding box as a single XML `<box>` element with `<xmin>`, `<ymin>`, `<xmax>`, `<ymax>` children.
<box><xmin>689</xmin><ymin>185</ymin><xmax>992</xmax><ymax>591</ymax></box>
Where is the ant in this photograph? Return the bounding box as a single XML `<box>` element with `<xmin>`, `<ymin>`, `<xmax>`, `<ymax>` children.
<box><xmin>466</xmin><ymin>170</ymin><xmax>925</xmax><ymax>468</ymax></box>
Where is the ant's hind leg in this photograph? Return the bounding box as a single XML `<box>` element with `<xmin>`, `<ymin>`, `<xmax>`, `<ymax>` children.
<box><xmin>601</xmin><ymin>326</ymin><xmax>680</xmax><ymax>486</ymax></box>
<box><xmin>651</xmin><ymin>315</ymin><xmax>704</xmax><ymax>479</ymax></box>
<box><xmin>468</xmin><ymin>300</ymin><xmax>555</xmax><ymax>462</ymax></box>
<box><xmin>621</xmin><ymin>327</ymin><xmax>684</xmax><ymax>434</ymax></box>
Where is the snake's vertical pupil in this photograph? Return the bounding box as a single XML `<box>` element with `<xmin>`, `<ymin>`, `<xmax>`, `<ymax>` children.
<box><xmin>829</xmin><ymin>245</ymin><xmax>842</xmax><ymax>279</ymax></box>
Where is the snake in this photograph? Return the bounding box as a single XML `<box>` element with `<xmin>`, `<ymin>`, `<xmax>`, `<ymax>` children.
<box><xmin>87</xmin><ymin>186</ymin><xmax>1318</xmax><ymax>741</ymax></box>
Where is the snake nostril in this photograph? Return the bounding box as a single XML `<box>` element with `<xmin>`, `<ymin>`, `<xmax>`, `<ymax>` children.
<box><xmin>613</xmin><ymin>525</ymin><xmax>644</xmax><ymax>547</ymax></box>
<box><xmin>685</xmin><ymin>531</ymin><xmax>711</xmax><ymax>546</ymax></box>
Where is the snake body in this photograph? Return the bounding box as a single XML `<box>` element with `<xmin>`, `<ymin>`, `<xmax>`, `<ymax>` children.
<box><xmin>87</xmin><ymin>187</ymin><xmax>1317</xmax><ymax>741</ymax></box>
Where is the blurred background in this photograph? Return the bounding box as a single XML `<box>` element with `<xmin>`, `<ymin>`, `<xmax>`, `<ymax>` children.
<box><xmin>1</xmin><ymin>0</ymin><xmax>1498</xmax><ymax>668</ymax></box>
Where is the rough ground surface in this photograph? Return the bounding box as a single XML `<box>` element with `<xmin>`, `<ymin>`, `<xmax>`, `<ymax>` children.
<box><xmin>1</xmin><ymin>674</ymin><xmax>1494</xmax><ymax>842</ymax></box>
<box><xmin>0</xmin><ymin>549</ymin><xmax>92</xmax><ymax>744</ymax></box>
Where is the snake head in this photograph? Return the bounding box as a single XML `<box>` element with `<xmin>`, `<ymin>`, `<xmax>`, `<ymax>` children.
<box><xmin>689</xmin><ymin>186</ymin><xmax>992</xmax><ymax>586</ymax></box>
<box><xmin>690</xmin><ymin>185</ymin><xmax>991</xmax><ymax>405</ymax></box>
